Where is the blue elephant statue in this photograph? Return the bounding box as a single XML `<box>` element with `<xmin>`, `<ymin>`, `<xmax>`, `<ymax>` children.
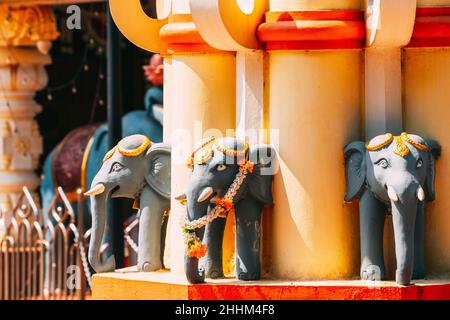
<box><xmin>40</xmin><ymin>87</ymin><xmax>164</xmax><ymax>251</ymax></box>
<box><xmin>85</xmin><ymin>134</ymin><xmax>171</xmax><ymax>273</ymax></box>
<box><xmin>344</xmin><ymin>132</ymin><xmax>441</xmax><ymax>285</ymax></box>
<box><xmin>178</xmin><ymin>137</ymin><xmax>277</xmax><ymax>284</ymax></box>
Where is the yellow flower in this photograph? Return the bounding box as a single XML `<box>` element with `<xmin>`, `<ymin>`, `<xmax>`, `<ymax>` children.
<box><xmin>187</xmin><ymin>240</ymin><xmax>208</xmax><ymax>259</ymax></box>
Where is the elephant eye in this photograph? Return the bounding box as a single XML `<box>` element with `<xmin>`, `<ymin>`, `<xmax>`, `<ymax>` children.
<box><xmin>110</xmin><ymin>162</ymin><xmax>124</xmax><ymax>173</ymax></box>
<box><xmin>375</xmin><ymin>158</ymin><xmax>389</xmax><ymax>169</ymax></box>
<box><xmin>417</xmin><ymin>159</ymin><xmax>424</xmax><ymax>168</ymax></box>
<box><xmin>216</xmin><ymin>164</ymin><xmax>227</xmax><ymax>172</ymax></box>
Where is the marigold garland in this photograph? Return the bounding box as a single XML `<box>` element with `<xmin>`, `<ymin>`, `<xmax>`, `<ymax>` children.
<box><xmin>216</xmin><ymin>198</ymin><xmax>233</xmax><ymax>211</ymax></box>
<box><xmin>182</xmin><ymin>160</ymin><xmax>255</xmax><ymax>258</ymax></box>
<box><xmin>187</xmin><ymin>235</ymin><xmax>208</xmax><ymax>259</ymax></box>
<box><xmin>241</xmin><ymin>161</ymin><xmax>254</xmax><ymax>173</ymax></box>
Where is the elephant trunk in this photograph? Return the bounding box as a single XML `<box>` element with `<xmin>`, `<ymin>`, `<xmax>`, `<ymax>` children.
<box><xmin>389</xmin><ymin>182</ymin><xmax>420</xmax><ymax>285</ymax></box>
<box><xmin>184</xmin><ymin>185</ymin><xmax>211</xmax><ymax>284</ymax></box>
<box><xmin>88</xmin><ymin>190</ymin><xmax>116</xmax><ymax>273</ymax></box>
<box><xmin>185</xmin><ymin>248</ymin><xmax>206</xmax><ymax>284</ymax></box>
<box><xmin>184</xmin><ymin>204</ymin><xmax>206</xmax><ymax>284</ymax></box>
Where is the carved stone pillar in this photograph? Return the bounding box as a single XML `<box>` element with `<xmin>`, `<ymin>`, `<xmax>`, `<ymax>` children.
<box><xmin>0</xmin><ymin>5</ymin><xmax>58</xmax><ymax>212</ymax></box>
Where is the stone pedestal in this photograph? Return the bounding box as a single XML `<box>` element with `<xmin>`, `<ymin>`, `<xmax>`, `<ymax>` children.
<box><xmin>92</xmin><ymin>268</ymin><xmax>450</xmax><ymax>300</ymax></box>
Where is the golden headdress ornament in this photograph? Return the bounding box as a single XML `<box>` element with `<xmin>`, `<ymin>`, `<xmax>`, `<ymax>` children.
<box><xmin>103</xmin><ymin>146</ymin><xmax>117</xmax><ymax>163</ymax></box>
<box><xmin>103</xmin><ymin>135</ymin><xmax>152</xmax><ymax>162</ymax></box>
<box><xmin>365</xmin><ymin>132</ymin><xmax>429</xmax><ymax>158</ymax></box>
<box><xmin>186</xmin><ymin>137</ymin><xmax>216</xmax><ymax>168</ymax></box>
<box><xmin>214</xmin><ymin>138</ymin><xmax>249</xmax><ymax>158</ymax></box>
<box><xmin>186</xmin><ymin>137</ymin><xmax>250</xmax><ymax>168</ymax></box>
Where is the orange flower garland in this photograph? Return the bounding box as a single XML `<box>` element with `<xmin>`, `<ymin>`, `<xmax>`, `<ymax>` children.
<box><xmin>183</xmin><ymin>160</ymin><xmax>257</xmax><ymax>258</ymax></box>
<box><xmin>241</xmin><ymin>161</ymin><xmax>254</xmax><ymax>173</ymax></box>
<box><xmin>187</xmin><ymin>235</ymin><xmax>208</xmax><ymax>259</ymax></box>
<box><xmin>216</xmin><ymin>198</ymin><xmax>234</xmax><ymax>212</ymax></box>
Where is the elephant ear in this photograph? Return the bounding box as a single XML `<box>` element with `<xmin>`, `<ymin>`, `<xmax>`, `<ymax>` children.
<box><xmin>145</xmin><ymin>143</ymin><xmax>171</xmax><ymax>199</ymax></box>
<box><xmin>344</xmin><ymin>141</ymin><xmax>367</xmax><ymax>202</ymax></box>
<box><xmin>247</xmin><ymin>144</ymin><xmax>278</xmax><ymax>205</ymax></box>
<box><xmin>424</xmin><ymin>139</ymin><xmax>441</xmax><ymax>202</ymax></box>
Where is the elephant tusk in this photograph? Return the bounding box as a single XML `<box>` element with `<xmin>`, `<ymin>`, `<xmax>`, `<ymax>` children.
<box><xmin>175</xmin><ymin>193</ymin><xmax>187</xmax><ymax>206</ymax></box>
<box><xmin>197</xmin><ymin>187</ymin><xmax>214</xmax><ymax>203</ymax></box>
<box><xmin>387</xmin><ymin>185</ymin><xmax>399</xmax><ymax>202</ymax></box>
<box><xmin>417</xmin><ymin>187</ymin><xmax>426</xmax><ymax>202</ymax></box>
<box><xmin>84</xmin><ymin>184</ymin><xmax>105</xmax><ymax>197</ymax></box>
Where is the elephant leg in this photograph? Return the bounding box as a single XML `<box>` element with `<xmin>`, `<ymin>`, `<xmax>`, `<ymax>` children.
<box><xmin>137</xmin><ymin>186</ymin><xmax>168</xmax><ymax>272</ymax></box>
<box><xmin>200</xmin><ymin>214</ymin><xmax>226</xmax><ymax>279</ymax></box>
<box><xmin>160</xmin><ymin>209</ymin><xmax>169</xmax><ymax>268</ymax></box>
<box><xmin>234</xmin><ymin>198</ymin><xmax>263</xmax><ymax>281</ymax></box>
<box><xmin>359</xmin><ymin>190</ymin><xmax>386</xmax><ymax>281</ymax></box>
<box><xmin>413</xmin><ymin>201</ymin><xmax>425</xmax><ymax>280</ymax></box>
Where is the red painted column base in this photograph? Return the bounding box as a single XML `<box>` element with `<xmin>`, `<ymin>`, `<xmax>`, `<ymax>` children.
<box><xmin>188</xmin><ymin>281</ymin><xmax>450</xmax><ymax>300</ymax></box>
<box><xmin>409</xmin><ymin>7</ymin><xmax>450</xmax><ymax>47</ymax></box>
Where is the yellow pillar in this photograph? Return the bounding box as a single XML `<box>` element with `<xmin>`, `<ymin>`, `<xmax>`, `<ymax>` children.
<box><xmin>159</xmin><ymin>2</ymin><xmax>236</xmax><ymax>275</ymax></box>
<box><xmin>260</xmin><ymin>0</ymin><xmax>363</xmax><ymax>279</ymax></box>
<box><xmin>189</xmin><ymin>0</ymin><xmax>271</xmax><ymax>277</ymax></box>
<box><xmin>109</xmin><ymin>0</ymin><xmax>236</xmax><ymax>275</ymax></box>
<box><xmin>0</xmin><ymin>5</ymin><xmax>58</xmax><ymax>213</ymax></box>
<box><xmin>403</xmin><ymin>0</ymin><xmax>450</xmax><ymax>276</ymax></box>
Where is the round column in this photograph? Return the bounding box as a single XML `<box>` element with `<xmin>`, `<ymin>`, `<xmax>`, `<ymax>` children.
<box><xmin>404</xmin><ymin>1</ymin><xmax>450</xmax><ymax>276</ymax></box>
<box><xmin>258</xmin><ymin>0</ymin><xmax>364</xmax><ymax>279</ymax></box>
<box><xmin>161</xmin><ymin>7</ymin><xmax>236</xmax><ymax>275</ymax></box>
<box><xmin>108</xmin><ymin>0</ymin><xmax>236</xmax><ymax>275</ymax></box>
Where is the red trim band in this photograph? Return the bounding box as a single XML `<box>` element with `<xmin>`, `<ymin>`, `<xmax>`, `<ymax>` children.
<box><xmin>265</xmin><ymin>10</ymin><xmax>364</xmax><ymax>22</ymax></box>
<box><xmin>159</xmin><ymin>14</ymin><xmax>228</xmax><ymax>54</ymax></box>
<box><xmin>189</xmin><ymin>282</ymin><xmax>450</xmax><ymax>300</ymax></box>
<box><xmin>416</xmin><ymin>7</ymin><xmax>450</xmax><ymax>17</ymax></box>
<box><xmin>258</xmin><ymin>10</ymin><xmax>365</xmax><ymax>51</ymax></box>
<box><xmin>409</xmin><ymin>7</ymin><xmax>450</xmax><ymax>48</ymax></box>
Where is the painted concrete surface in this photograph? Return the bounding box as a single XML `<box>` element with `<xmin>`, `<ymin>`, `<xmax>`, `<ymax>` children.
<box><xmin>93</xmin><ymin>268</ymin><xmax>450</xmax><ymax>300</ymax></box>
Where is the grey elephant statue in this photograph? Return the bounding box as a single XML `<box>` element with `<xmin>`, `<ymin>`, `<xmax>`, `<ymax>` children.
<box><xmin>344</xmin><ymin>132</ymin><xmax>440</xmax><ymax>285</ymax></box>
<box><xmin>178</xmin><ymin>137</ymin><xmax>276</xmax><ymax>284</ymax></box>
<box><xmin>85</xmin><ymin>134</ymin><xmax>171</xmax><ymax>273</ymax></box>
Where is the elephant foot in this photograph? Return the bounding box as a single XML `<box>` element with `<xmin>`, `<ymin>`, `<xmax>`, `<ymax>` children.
<box><xmin>140</xmin><ymin>261</ymin><xmax>162</xmax><ymax>272</ymax></box>
<box><xmin>238</xmin><ymin>272</ymin><xmax>260</xmax><ymax>281</ymax></box>
<box><xmin>207</xmin><ymin>270</ymin><xmax>224</xmax><ymax>279</ymax></box>
<box><xmin>361</xmin><ymin>265</ymin><xmax>384</xmax><ymax>281</ymax></box>
<box><xmin>412</xmin><ymin>271</ymin><xmax>425</xmax><ymax>280</ymax></box>
<box><xmin>396</xmin><ymin>270</ymin><xmax>413</xmax><ymax>286</ymax></box>
<box><xmin>187</xmin><ymin>267</ymin><xmax>206</xmax><ymax>284</ymax></box>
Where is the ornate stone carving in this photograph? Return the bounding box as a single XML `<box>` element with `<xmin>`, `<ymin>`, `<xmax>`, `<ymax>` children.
<box><xmin>0</xmin><ymin>155</ymin><xmax>12</xmax><ymax>170</ymax></box>
<box><xmin>0</xmin><ymin>4</ymin><xmax>59</xmax><ymax>47</ymax></box>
